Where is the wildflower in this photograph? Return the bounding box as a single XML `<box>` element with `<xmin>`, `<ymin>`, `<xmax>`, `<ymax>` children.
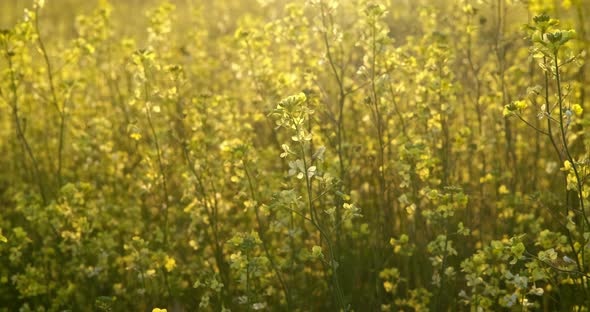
<box><xmin>572</xmin><ymin>104</ymin><xmax>583</xmax><ymax>116</ymax></box>
<box><xmin>164</xmin><ymin>256</ymin><xmax>176</xmax><ymax>272</ymax></box>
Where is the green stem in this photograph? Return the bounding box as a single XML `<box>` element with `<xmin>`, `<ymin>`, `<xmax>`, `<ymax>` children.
<box><xmin>4</xmin><ymin>44</ymin><xmax>47</xmax><ymax>205</ymax></box>
<box><xmin>141</xmin><ymin>61</ymin><xmax>170</xmax><ymax>248</ymax></box>
<box><xmin>243</xmin><ymin>159</ymin><xmax>293</xmax><ymax>309</ymax></box>
<box><xmin>553</xmin><ymin>50</ymin><xmax>589</xmax><ymax>303</ymax></box>
<box><xmin>35</xmin><ymin>7</ymin><xmax>65</xmax><ymax>190</ymax></box>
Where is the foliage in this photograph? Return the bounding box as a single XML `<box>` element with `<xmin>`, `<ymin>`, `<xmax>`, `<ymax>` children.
<box><xmin>1</xmin><ymin>0</ymin><xmax>590</xmax><ymax>311</ymax></box>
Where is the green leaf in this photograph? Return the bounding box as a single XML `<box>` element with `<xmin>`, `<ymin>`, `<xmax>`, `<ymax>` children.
<box><xmin>0</xmin><ymin>229</ymin><xmax>6</xmax><ymax>243</ymax></box>
<box><xmin>511</xmin><ymin>242</ymin><xmax>525</xmax><ymax>258</ymax></box>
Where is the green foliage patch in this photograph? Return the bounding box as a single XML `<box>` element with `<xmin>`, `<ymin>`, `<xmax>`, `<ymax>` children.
<box><xmin>1</xmin><ymin>0</ymin><xmax>590</xmax><ymax>311</ymax></box>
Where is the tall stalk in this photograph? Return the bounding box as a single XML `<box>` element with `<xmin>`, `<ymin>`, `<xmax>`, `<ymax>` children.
<box><xmin>3</xmin><ymin>42</ymin><xmax>47</xmax><ymax>205</ymax></box>
<box><xmin>318</xmin><ymin>0</ymin><xmax>348</xmax><ymax>261</ymax></box>
<box><xmin>34</xmin><ymin>6</ymin><xmax>66</xmax><ymax>191</ymax></box>
<box><xmin>242</xmin><ymin>158</ymin><xmax>293</xmax><ymax>309</ymax></box>
<box><xmin>140</xmin><ymin>60</ymin><xmax>171</xmax><ymax>247</ymax></box>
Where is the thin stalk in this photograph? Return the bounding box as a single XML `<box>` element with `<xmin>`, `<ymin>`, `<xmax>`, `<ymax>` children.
<box><xmin>319</xmin><ymin>1</ymin><xmax>348</xmax><ymax>262</ymax></box>
<box><xmin>542</xmin><ymin>53</ymin><xmax>564</xmax><ymax>169</ymax></box>
<box><xmin>553</xmin><ymin>52</ymin><xmax>590</xmax><ymax>229</ymax></box>
<box><xmin>435</xmin><ymin>211</ymin><xmax>451</xmax><ymax>311</ymax></box>
<box><xmin>35</xmin><ymin>6</ymin><xmax>65</xmax><ymax>190</ymax></box>
<box><xmin>246</xmin><ymin>250</ymin><xmax>251</xmax><ymax>311</ymax></box>
<box><xmin>495</xmin><ymin>0</ymin><xmax>517</xmax><ymax>191</ymax></box>
<box><xmin>173</xmin><ymin>93</ymin><xmax>232</xmax><ymax>306</ymax></box>
<box><xmin>4</xmin><ymin>45</ymin><xmax>47</xmax><ymax>205</ymax></box>
<box><xmin>553</xmin><ymin>52</ymin><xmax>590</xmax><ymax>301</ymax></box>
<box><xmin>292</xmin><ymin>116</ymin><xmax>346</xmax><ymax>310</ymax></box>
<box><xmin>538</xmin><ymin>51</ymin><xmax>587</xmax><ymax>299</ymax></box>
<box><xmin>141</xmin><ymin>62</ymin><xmax>171</xmax><ymax>248</ymax></box>
<box><xmin>367</xmin><ymin>16</ymin><xmax>389</xmax><ymax>246</ymax></box>
<box><xmin>243</xmin><ymin>159</ymin><xmax>293</xmax><ymax>309</ymax></box>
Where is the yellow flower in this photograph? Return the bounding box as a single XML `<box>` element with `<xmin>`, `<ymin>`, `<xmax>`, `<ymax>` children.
<box><xmin>480</xmin><ymin>173</ymin><xmax>493</xmax><ymax>183</ymax></box>
<box><xmin>152</xmin><ymin>308</ymin><xmax>167</xmax><ymax>312</ymax></box>
<box><xmin>130</xmin><ymin>133</ymin><xmax>142</xmax><ymax>141</ymax></box>
<box><xmin>164</xmin><ymin>256</ymin><xmax>176</xmax><ymax>272</ymax></box>
<box><xmin>312</xmin><ymin>245</ymin><xmax>323</xmax><ymax>258</ymax></box>
<box><xmin>498</xmin><ymin>185</ymin><xmax>509</xmax><ymax>195</ymax></box>
<box><xmin>383</xmin><ymin>281</ymin><xmax>394</xmax><ymax>293</ymax></box>
<box><xmin>562</xmin><ymin>160</ymin><xmax>573</xmax><ymax>171</ymax></box>
<box><xmin>514</xmin><ymin>100</ymin><xmax>527</xmax><ymax>110</ymax></box>
<box><xmin>572</xmin><ymin>104</ymin><xmax>583</xmax><ymax>116</ymax></box>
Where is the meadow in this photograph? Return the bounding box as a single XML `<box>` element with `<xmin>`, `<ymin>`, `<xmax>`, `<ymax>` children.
<box><xmin>1</xmin><ymin>0</ymin><xmax>590</xmax><ymax>311</ymax></box>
